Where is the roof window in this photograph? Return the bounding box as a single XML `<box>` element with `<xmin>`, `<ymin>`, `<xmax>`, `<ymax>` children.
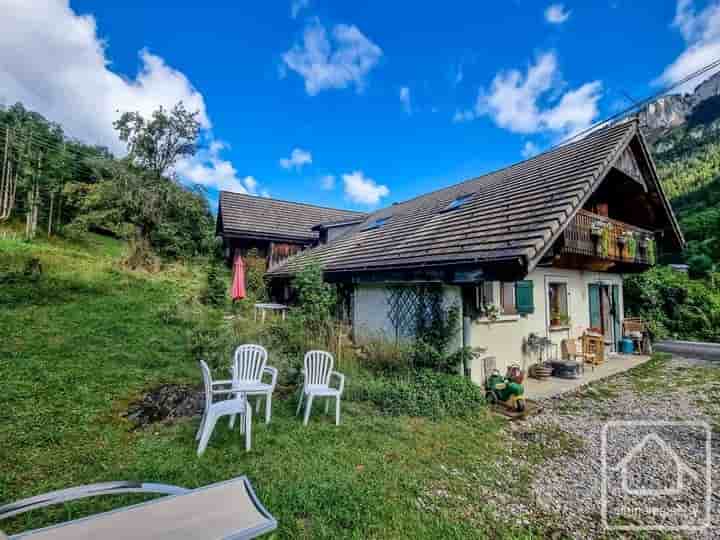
<box><xmin>364</xmin><ymin>217</ymin><xmax>390</xmax><ymax>230</ymax></box>
<box><xmin>444</xmin><ymin>193</ymin><xmax>473</xmax><ymax>211</ymax></box>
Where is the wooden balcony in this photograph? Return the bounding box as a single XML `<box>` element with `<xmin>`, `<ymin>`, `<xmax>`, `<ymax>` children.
<box><xmin>561</xmin><ymin>210</ymin><xmax>656</xmax><ymax>266</ymax></box>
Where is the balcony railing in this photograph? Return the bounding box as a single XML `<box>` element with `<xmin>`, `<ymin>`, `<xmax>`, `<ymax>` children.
<box><xmin>561</xmin><ymin>209</ymin><xmax>656</xmax><ymax>265</ymax></box>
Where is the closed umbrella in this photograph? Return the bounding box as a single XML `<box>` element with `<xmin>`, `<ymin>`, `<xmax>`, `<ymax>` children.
<box><xmin>231</xmin><ymin>254</ymin><xmax>246</xmax><ymax>301</ymax></box>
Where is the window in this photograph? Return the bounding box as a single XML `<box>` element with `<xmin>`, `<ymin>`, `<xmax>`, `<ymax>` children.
<box><xmin>444</xmin><ymin>193</ymin><xmax>473</xmax><ymax>211</ymax></box>
<box><xmin>462</xmin><ymin>281</ymin><xmax>494</xmax><ymax>318</ymax></box>
<box><xmin>548</xmin><ymin>282</ymin><xmax>569</xmax><ymax>327</ymax></box>
<box><xmin>500</xmin><ymin>282</ymin><xmax>517</xmax><ymax>314</ymax></box>
<box><xmin>364</xmin><ymin>217</ymin><xmax>390</xmax><ymax>230</ymax></box>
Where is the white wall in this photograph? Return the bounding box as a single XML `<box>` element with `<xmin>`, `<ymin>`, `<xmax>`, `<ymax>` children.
<box><xmin>353</xmin><ymin>283</ymin><xmax>462</xmax><ymax>351</ymax></box>
<box><xmin>465</xmin><ymin>267</ymin><xmax>623</xmax><ymax>384</ymax></box>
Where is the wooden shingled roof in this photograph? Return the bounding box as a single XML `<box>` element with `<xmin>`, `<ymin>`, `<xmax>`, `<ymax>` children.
<box><xmin>217</xmin><ymin>192</ymin><xmax>366</xmax><ymax>243</ymax></box>
<box><xmin>267</xmin><ymin>120</ymin><xmax>683</xmax><ymax>277</ymax></box>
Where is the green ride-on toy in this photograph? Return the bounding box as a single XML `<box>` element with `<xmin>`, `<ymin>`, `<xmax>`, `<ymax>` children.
<box><xmin>484</xmin><ymin>364</ymin><xmax>526</xmax><ymax>413</ymax></box>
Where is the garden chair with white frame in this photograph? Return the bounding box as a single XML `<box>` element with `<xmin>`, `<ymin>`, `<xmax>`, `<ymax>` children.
<box><xmin>230</xmin><ymin>344</ymin><xmax>278</xmax><ymax>424</ymax></box>
<box><xmin>296</xmin><ymin>350</ymin><xmax>345</xmax><ymax>426</ymax></box>
<box><xmin>196</xmin><ymin>360</ymin><xmax>251</xmax><ymax>455</ymax></box>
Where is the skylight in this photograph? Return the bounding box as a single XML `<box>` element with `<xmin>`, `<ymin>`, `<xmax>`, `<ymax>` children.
<box><xmin>445</xmin><ymin>193</ymin><xmax>473</xmax><ymax>211</ymax></box>
<box><xmin>364</xmin><ymin>217</ymin><xmax>390</xmax><ymax>230</ymax></box>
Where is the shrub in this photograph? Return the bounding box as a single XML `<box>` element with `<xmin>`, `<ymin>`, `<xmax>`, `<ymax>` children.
<box><xmin>293</xmin><ymin>261</ymin><xmax>336</xmax><ymax>326</ymax></box>
<box><xmin>203</xmin><ymin>262</ymin><xmax>226</xmax><ymax>307</ymax></box>
<box><xmin>624</xmin><ymin>266</ymin><xmax>720</xmax><ymax>342</ymax></box>
<box><xmin>349</xmin><ymin>369</ymin><xmax>485</xmax><ymax>419</ymax></box>
<box><xmin>243</xmin><ymin>249</ymin><xmax>268</xmax><ymax>302</ymax></box>
<box><xmin>359</xmin><ymin>336</ymin><xmax>412</xmax><ymax>373</ymax></box>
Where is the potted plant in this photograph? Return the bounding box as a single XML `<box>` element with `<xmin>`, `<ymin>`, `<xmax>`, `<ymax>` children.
<box><xmin>590</xmin><ymin>221</ymin><xmax>605</xmax><ymax>237</ymax></box>
<box><xmin>550</xmin><ymin>309</ymin><xmax>561</xmax><ymax>327</ymax></box>
<box><xmin>482</xmin><ymin>303</ymin><xmax>501</xmax><ymax>321</ymax></box>
<box><xmin>617</xmin><ymin>230</ymin><xmax>628</xmax><ymax>247</ymax></box>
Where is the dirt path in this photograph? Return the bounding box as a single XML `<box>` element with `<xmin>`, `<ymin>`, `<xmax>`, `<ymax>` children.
<box><xmin>512</xmin><ymin>355</ymin><xmax>720</xmax><ymax>539</ymax></box>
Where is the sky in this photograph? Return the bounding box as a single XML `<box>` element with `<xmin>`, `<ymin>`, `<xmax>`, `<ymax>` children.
<box><xmin>0</xmin><ymin>0</ymin><xmax>717</xmax><ymax>212</ymax></box>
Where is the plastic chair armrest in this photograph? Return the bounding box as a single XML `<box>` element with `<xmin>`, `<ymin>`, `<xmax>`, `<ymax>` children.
<box><xmin>263</xmin><ymin>366</ymin><xmax>278</xmax><ymax>388</ymax></box>
<box><xmin>330</xmin><ymin>371</ymin><xmax>345</xmax><ymax>394</ymax></box>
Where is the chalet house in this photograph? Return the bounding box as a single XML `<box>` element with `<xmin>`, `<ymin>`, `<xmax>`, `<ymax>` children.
<box><xmin>262</xmin><ymin>120</ymin><xmax>684</xmax><ymax>383</ymax></box>
<box><xmin>216</xmin><ymin>191</ymin><xmax>366</xmax><ymax>268</ymax></box>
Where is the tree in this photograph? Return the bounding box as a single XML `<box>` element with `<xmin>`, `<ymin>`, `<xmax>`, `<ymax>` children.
<box><xmin>113</xmin><ymin>102</ymin><xmax>200</xmax><ymax>178</ymax></box>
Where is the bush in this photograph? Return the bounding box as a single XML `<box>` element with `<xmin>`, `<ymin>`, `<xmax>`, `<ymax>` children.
<box><xmin>359</xmin><ymin>336</ymin><xmax>412</xmax><ymax>373</ymax></box>
<box><xmin>203</xmin><ymin>262</ymin><xmax>226</xmax><ymax>307</ymax></box>
<box><xmin>624</xmin><ymin>266</ymin><xmax>720</xmax><ymax>342</ymax></box>
<box><xmin>349</xmin><ymin>369</ymin><xmax>485</xmax><ymax>419</ymax></box>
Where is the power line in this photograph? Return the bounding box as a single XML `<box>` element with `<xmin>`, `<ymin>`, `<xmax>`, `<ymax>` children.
<box><xmin>559</xmin><ymin>56</ymin><xmax>720</xmax><ymax>147</ymax></box>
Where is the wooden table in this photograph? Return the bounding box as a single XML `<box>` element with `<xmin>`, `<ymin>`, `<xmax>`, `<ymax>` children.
<box><xmin>253</xmin><ymin>303</ymin><xmax>289</xmax><ymax>323</ymax></box>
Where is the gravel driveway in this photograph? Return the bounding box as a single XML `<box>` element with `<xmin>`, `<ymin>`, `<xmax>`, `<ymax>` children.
<box><xmin>513</xmin><ymin>355</ymin><xmax>720</xmax><ymax>539</ymax></box>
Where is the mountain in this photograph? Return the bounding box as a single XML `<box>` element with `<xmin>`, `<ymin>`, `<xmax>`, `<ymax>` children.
<box><xmin>639</xmin><ymin>71</ymin><xmax>720</xmax><ymax>145</ymax></box>
<box><xmin>642</xmin><ymin>74</ymin><xmax>720</xmax><ymax>269</ymax></box>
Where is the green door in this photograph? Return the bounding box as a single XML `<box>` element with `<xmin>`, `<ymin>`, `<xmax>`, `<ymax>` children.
<box><xmin>611</xmin><ymin>285</ymin><xmax>621</xmax><ymax>350</ymax></box>
<box><xmin>588</xmin><ymin>284</ymin><xmax>601</xmax><ymax>330</ymax></box>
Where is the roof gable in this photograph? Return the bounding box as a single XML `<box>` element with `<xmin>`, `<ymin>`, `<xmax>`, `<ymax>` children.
<box><xmin>268</xmin><ymin>120</ymin><xmax>683</xmax><ymax>277</ymax></box>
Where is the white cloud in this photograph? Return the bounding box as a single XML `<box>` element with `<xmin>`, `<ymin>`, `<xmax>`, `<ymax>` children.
<box><xmin>452</xmin><ymin>108</ymin><xmax>477</xmax><ymax>123</ymax></box>
<box><xmin>521</xmin><ymin>141</ymin><xmax>541</xmax><ymax>158</ymax></box>
<box><xmin>320</xmin><ymin>174</ymin><xmax>335</xmax><ymax>190</ymax></box>
<box><xmin>656</xmin><ymin>0</ymin><xmax>720</xmax><ymax>91</ymax></box>
<box><xmin>342</xmin><ymin>170</ymin><xmax>389</xmax><ymax>205</ymax></box>
<box><xmin>0</xmin><ymin>0</ymin><xmax>209</xmax><ymax>155</ymax></box>
<box><xmin>545</xmin><ymin>4</ymin><xmax>571</xmax><ymax>24</ymax></box>
<box><xmin>455</xmin><ymin>52</ymin><xmax>602</xmax><ymax>138</ymax></box>
<box><xmin>175</xmin><ymin>141</ymin><xmax>262</xmax><ymax>195</ymax></box>
<box><xmin>280</xmin><ymin>147</ymin><xmax>313</xmax><ymax>170</ymax></box>
<box><xmin>281</xmin><ymin>18</ymin><xmax>383</xmax><ymax>95</ymax></box>
<box><xmin>453</xmin><ymin>63</ymin><xmax>464</xmax><ymax>86</ymax></box>
<box><xmin>399</xmin><ymin>86</ymin><xmax>412</xmax><ymax>114</ymax></box>
<box><xmin>291</xmin><ymin>0</ymin><xmax>310</xmax><ymax>19</ymax></box>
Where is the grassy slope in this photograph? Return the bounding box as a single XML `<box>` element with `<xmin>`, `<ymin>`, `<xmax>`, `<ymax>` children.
<box><xmin>0</xmin><ymin>233</ymin><xmax>555</xmax><ymax>539</ymax></box>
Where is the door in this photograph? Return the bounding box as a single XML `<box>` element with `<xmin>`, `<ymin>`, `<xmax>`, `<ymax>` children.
<box><xmin>611</xmin><ymin>285</ymin><xmax>621</xmax><ymax>351</ymax></box>
<box><xmin>588</xmin><ymin>284</ymin><xmax>601</xmax><ymax>331</ymax></box>
<box><xmin>588</xmin><ymin>283</ymin><xmax>621</xmax><ymax>352</ymax></box>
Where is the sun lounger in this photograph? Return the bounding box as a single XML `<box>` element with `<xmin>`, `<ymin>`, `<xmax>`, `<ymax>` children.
<box><xmin>0</xmin><ymin>477</ymin><xmax>276</xmax><ymax>539</ymax></box>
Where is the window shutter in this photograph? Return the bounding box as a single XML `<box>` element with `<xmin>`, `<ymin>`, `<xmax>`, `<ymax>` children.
<box><xmin>515</xmin><ymin>280</ymin><xmax>534</xmax><ymax>314</ymax></box>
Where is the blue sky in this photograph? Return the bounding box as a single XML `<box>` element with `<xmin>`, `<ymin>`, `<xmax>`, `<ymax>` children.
<box><xmin>1</xmin><ymin>1</ymin><xmax>715</xmax><ymax>212</ymax></box>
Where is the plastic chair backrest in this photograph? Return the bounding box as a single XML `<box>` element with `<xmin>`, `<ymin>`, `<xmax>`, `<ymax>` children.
<box><xmin>233</xmin><ymin>344</ymin><xmax>268</xmax><ymax>384</ymax></box>
<box><xmin>199</xmin><ymin>360</ymin><xmax>213</xmax><ymax>409</ymax></box>
<box><xmin>304</xmin><ymin>350</ymin><xmax>333</xmax><ymax>387</ymax></box>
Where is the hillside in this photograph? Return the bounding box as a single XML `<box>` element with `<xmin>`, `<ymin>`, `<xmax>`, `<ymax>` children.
<box><xmin>642</xmin><ymin>82</ymin><xmax>720</xmax><ymax>268</ymax></box>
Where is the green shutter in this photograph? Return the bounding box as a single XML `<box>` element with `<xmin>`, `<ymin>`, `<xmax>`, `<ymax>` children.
<box><xmin>589</xmin><ymin>284</ymin><xmax>601</xmax><ymax>329</ymax></box>
<box><xmin>515</xmin><ymin>280</ymin><xmax>534</xmax><ymax>315</ymax></box>
<box><xmin>612</xmin><ymin>284</ymin><xmax>621</xmax><ymax>345</ymax></box>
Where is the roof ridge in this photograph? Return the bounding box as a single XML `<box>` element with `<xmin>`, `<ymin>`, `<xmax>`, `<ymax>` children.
<box><xmin>372</xmin><ymin>120</ymin><xmax>635</xmax><ymax>215</ymax></box>
<box><xmin>219</xmin><ymin>190</ymin><xmax>366</xmax><ymax>215</ymax></box>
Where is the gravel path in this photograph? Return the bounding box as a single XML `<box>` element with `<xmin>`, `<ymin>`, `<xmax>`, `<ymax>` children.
<box><xmin>514</xmin><ymin>355</ymin><xmax>720</xmax><ymax>539</ymax></box>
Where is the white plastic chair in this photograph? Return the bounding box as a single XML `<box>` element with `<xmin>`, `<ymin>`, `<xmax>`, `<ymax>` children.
<box><xmin>196</xmin><ymin>360</ymin><xmax>251</xmax><ymax>456</ymax></box>
<box><xmin>231</xmin><ymin>344</ymin><xmax>278</xmax><ymax>424</ymax></box>
<box><xmin>296</xmin><ymin>350</ymin><xmax>345</xmax><ymax>426</ymax></box>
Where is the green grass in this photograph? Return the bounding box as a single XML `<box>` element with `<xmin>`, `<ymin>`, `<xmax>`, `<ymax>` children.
<box><xmin>0</xmin><ymin>233</ymin><xmax>560</xmax><ymax>539</ymax></box>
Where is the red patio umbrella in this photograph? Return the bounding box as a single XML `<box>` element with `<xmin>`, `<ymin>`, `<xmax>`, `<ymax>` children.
<box><xmin>231</xmin><ymin>254</ymin><xmax>246</xmax><ymax>301</ymax></box>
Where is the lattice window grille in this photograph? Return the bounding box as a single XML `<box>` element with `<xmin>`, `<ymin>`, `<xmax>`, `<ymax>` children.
<box><xmin>386</xmin><ymin>284</ymin><xmax>444</xmax><ymax>341</ymax></box>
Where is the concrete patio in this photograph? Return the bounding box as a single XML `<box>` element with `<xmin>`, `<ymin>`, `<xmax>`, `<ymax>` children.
<box><xmin>524</xmin><ymin>353</ymin><xmax>650</xmax><ymax>400</ymax></box>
